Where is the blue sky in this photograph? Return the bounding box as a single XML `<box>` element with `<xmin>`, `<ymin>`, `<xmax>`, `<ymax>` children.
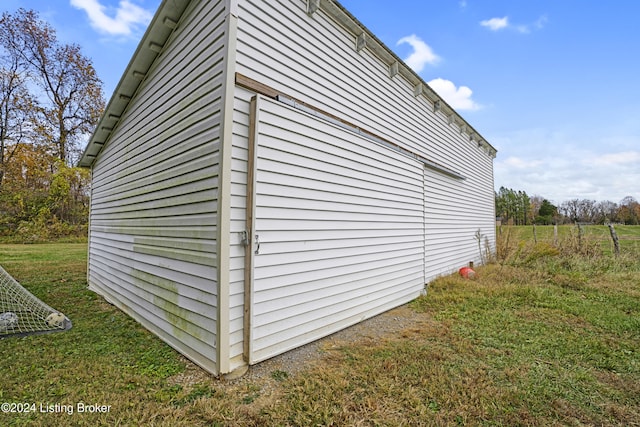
<box><xmin>4</xmin><ymin>0</ymin><xmax>638</xmax><ymax>205</ymax></box>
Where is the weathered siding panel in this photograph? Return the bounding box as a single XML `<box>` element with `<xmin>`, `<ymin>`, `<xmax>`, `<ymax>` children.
<box><xmin>88</xmin><ymin>0</ymin><xmax>229</xmax><ymax>374</ymax></box>
<box><xmin>248</xmin><ymin>97</ymin><xmax>425</xmax><ymax>363</ymax></box>
<box><xmin>227</xmin><ymin>86</ymin><xmax>254</xmax><ymax>368</ymax></box>
<box><xmin>235</xmin><ymin>0</ymin><xmax>495</xmax><ymax>283</ymax></box>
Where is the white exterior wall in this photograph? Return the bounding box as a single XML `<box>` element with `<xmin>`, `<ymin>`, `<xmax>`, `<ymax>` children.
<box><xmin>247</xmin><ymin>96</ymin><xmax>425</xmax><ymax>363</ymax></box>
<box><xmin>88</xmin><ymin>0</ymin><xmax>229</xmax><ymax>374</ymax></box>
<box><xmin>84</xmin><ymin>0</ymin><xmax>496</xmax><ymax>374</ymax></box>
<box><xmin>424</xmin><ymin>162</ymin><xmax>495</xmax><ymax>279</ymax></box>
<box><xmin>233</xmin><ymin>0</ymin><xmax>495</xmax><ymax>283</ymax></box>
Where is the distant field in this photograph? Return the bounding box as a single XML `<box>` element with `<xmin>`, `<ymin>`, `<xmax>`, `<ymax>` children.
<box><xmin>499</xmin><ymin>224</ymin><xmax>640</xmax><ymax>255</ymax></box>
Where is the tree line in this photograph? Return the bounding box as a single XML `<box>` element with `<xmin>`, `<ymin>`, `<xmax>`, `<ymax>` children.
<box><xmin>496</xmin><ymin>187</ymin><xmax>640</xmax><ymax>226</ymax></box>
<box><xmin>0</xmin><ymin>9</ymin><xmax>104</xmax><ymax>241</ymax></box>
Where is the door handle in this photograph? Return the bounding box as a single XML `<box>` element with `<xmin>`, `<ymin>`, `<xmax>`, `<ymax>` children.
<box><xmin>254</xmin><ymin>234</ymin><xmax>260</xmax><ymax>255</ymax></box>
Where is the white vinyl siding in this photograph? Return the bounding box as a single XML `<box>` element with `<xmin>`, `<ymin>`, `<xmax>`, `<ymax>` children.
<box><xmin>423</xmin><ymin>167</ymin><xmax>495</xmax><ymax>280</ymax></box>
<box><xmin>85</xmin><ymin>0</ymin><xmax>496</xmax><ymax>375</ymax></box>
<box><xmin>248</xmin><ymin>96</ymin><xmax>425</xmax><ymax>363</ymax></box>
<box><xmin>88</xmin><ymin>0</ymin><xmax>229</xmax><ymax>374</ymax></box>
<box><xmin>423</xmin><ymin>116</ymin><xmax>496</xmax><ymax>280</ymax></box>
<box><xmin>227</xmin><ymin>86</ymin><xmax>254</xmax><ymax>369</ymax></box>
<box><xmin>235</xmin><ymin>0</ymin><xmax>495</xmax><ymax>283</ymax></box>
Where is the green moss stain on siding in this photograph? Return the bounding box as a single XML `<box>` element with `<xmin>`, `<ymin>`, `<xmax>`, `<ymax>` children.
<box><xmin>133</xmin><ymin>243</ymin><xmax>217</xmax><ymax>267</ymax></box>
<box><xmin>131</xmin><ymin>268</ymin><xmax>215</xmax><ymax>343</ymax></box>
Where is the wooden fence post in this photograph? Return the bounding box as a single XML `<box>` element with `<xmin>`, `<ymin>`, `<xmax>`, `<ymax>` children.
<box><xmin>608</xmin><ymin>224</ymin><xmax>620</xmax><ymax>256</ymax></box>
<box><xmin>576</xmin><ymin>222</ymin><xmax>583</xmax><ymax>250</ymax></box>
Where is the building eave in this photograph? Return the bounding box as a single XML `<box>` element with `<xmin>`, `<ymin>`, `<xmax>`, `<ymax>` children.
<box><xmin>79</xmin><ymin>0</ymin><xmax>497</xmax><ymax>168</ymax></box>
<box><xmin>78</xmin><ymin>0</ymin><xmax>192</xmax><ymax>168</ymax></box>
<box><xmin>307</xmin><ymin>0</ymin><xmax>497</xmax><ymax>158</ymax></box>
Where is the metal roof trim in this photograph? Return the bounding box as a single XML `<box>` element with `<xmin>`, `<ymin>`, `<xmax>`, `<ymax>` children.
<box><xmin>78</xmin><ymin>0</ymin><xmax>192</xmax><ymax>168</ymax></box>
<box><xmin>312</xmin><ymin>0</ymin><xmax>497</xmax><ymax>158</ymax></box>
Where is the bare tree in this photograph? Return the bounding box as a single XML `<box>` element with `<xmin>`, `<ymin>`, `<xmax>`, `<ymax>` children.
<box><xmin>559</xmin><ymin>199</ymin><xmax>580</xmax><ymax>223</ymax></box>
<box><xmin>0</xmin><ymin>12</ymin><xmax>38</xmax><ymax>186</ymax></box>
<box><xmin>0</xmin><ymin>66</ymin><xmax>31</xmax><ymax>186</ymax></box>
<box><xmin>595</xmin><ymin>200</ymin><xmax>618</xmax><ymax>224</ymax></box>
<box><xmin>579</xmin><ymin>199</ymin><xmax>597</xmax><ymax>223</ymax></box>
<box><xmin>618</xmin><ymin>196</ymin><xmax>639</xmax><ymax>225</ymax></box>
<box><xmin>529</xmin><ymin>195</ymin><xmax>544</xmax><ymax>221</ymax></box>
<box><xmin>0</xmin><ymin>9</ymin><xmax>104</xmax><ymax>164</ymax></box>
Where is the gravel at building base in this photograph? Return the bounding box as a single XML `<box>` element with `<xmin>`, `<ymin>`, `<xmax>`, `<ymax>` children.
<box><xmin>168</xmin><ymin>303</ymin><xmax>425</xmax><ymax>391</ymax></box>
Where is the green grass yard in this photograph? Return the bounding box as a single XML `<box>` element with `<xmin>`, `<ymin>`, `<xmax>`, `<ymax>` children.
<box><xmin>0</xmin><ymin>227</ymin><xmax>638</xmax><ymax>426</ymax></box>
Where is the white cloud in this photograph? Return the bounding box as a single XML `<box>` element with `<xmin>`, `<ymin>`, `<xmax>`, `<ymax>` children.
<box><xmin>480</xmin><ymin>16</ymin><xmax>509</xmax><ymax>31</ymax></box>
<box><xmin>502</xmin><ymin>156</ymin><xmax>543</xmax><ymax>169</ymax></box>
<box><xmin>70</xmin><ymin>0</ymin><xmax>153</xmax><ymax>36</ymax></box>
<box><xmin>534</xmin><ymin>15</ymin><xmax>549</xmax><ymax>30</ymax></box>
<box><xmin>590</xmin><ymin>151</ymin><xmax>640</xmax><ymax>166</ymax></box>
<box><xmin>395</xmin><ymin>35</ymin><xmax>481</xmax><ymax>111</ymax></box>
<box><xmin>427</xmin><ymin>78</ymin><xmax>482</xmax><ymax>111</ymax></box>
<box><xmin>493</xmin><ymin>130</ymin><xmax>640</xmax><ymax>203</ymax></box>
<box><xmin>480</xmin><ymin>15</ymin><xmax>548</xmax><ymax>34</ymax></box>
<box><xmin>396</xmin><ymin>34</ymin><xmax>440</xmax><ymax>73</ymax></box>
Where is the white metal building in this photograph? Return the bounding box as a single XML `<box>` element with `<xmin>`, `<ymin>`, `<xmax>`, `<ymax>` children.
<box><xmin>79</xmin><ymin>0</ymin><xmax>497</xmax><ymax>376</ymax></box>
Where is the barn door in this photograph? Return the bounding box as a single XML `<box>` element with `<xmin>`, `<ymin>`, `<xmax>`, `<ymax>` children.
<box><xmin>245</xmin><ymin>95</ymin><xmax>425</xmax><ymax>364</ymax></box>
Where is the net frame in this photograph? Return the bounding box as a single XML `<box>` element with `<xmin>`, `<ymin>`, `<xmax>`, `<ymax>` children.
<box><xmin>0</xmin><ymin>265</ymin><xmax>71</xmax><ymax>339</ymax></box>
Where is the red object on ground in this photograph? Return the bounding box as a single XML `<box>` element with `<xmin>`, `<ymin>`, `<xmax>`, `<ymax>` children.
<box><xmin>459</xmin><ymin>267</ymin><xmax>476</xmax><ymax>279</ymax></box>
